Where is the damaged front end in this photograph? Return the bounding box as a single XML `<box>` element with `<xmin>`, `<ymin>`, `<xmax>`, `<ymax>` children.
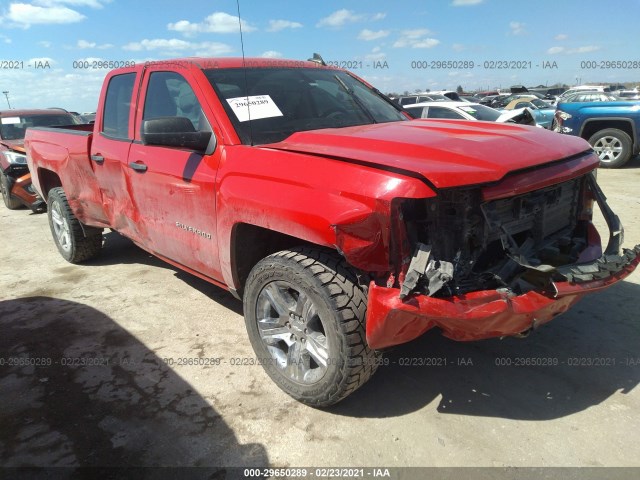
<box><xmin>366</xmin><ymin>171</ymin><xmax>640</xmax><ymax>349</ymax></box>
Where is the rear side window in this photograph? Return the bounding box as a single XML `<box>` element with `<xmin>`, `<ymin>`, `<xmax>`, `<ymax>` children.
<box><xmin>102</xmin><ymin>73</ymin><xmax>135</xmax><ymax>139</ymax></box>
<box><xmin>427</xmin><ymin>106</ymin><xmax>465</xmax><ymax>119</ymax></box>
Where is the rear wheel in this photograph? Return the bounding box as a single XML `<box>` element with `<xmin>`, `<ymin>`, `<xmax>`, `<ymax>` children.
<box><xmin>47</xmin><ymin>187</ymin><xmax>102</xmax><ymax>263</ymax></box>
<box><xmin>589</xmin><ymin>128</ymin><xmax>633</xmax><ymax>168</ymax></box>
<box><xmin>1</xmin><ymin>172</ymin><xmax>22</xmax><ymax>209</ymax></box>
<box><xmin>243</xmin><ymin>247</ymin><xmax>380</xmax><ymax>407</ymax></box>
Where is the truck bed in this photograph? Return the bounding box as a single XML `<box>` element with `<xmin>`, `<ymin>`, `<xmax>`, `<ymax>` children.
<box><xmin>25</xmin><ymin>125</ymin><xmax>109</xmax><ymax>225</ymax></box>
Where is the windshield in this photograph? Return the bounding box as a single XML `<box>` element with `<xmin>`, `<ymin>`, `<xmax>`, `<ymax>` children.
<box><xmin>457</xmin><ymin>104</ymin><xmax>501</xmax><ymax>121</ymax></box>
<box><xmin>530</xmin><ymin>99</ymin><xmax>551</xmax><ymax>109</ymax></box>
<box><xmin>204</xmin><ymin>67</ymin><xmax>407</xmax><ymax>145</ymax></box>
<box><xmin>0</xmin><ymin>113</ymin><xmax>76</xmax><ymax>140</ymax></box>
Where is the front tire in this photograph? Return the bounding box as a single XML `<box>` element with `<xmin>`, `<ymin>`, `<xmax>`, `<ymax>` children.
<box><xmin>243</xmin><ymin>247</ymin><xmax>380</xmax><ymax>407</ymax></box>
<box><xmin>588</xmin><ymin>128</ymin><xmax>633</xmax><ymax>168</ymax></box>
<box><xmin>1</xmin><ymin>172</ymin><xmax>22</xmax><ymax>209</ymax></box>
<box><xmin>47</xmin><ymin>187</ymin><xmax>102</xmax><ymax>263</ymax></box>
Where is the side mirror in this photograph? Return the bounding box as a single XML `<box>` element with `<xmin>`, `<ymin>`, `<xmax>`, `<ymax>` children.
<box><xmin>141</xmin><ymin>117</ymin><xmax>212</xmax><ymax>152</ymax></box>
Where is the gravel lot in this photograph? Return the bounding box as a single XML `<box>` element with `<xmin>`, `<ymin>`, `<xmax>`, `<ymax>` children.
<box><xmin>1</xmin><ymin>157</ymin><xmax>639</xmax><ymax>475</ymax></box>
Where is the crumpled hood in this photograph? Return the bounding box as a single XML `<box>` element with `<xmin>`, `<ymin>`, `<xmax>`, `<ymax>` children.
<box><xmin>0</xmin><ymin>139</ymin><xmax>25</xmax><ymax>152</ymax></box>
<box><xmin>265</xmin><ymin>120</ymin><xmax>593</xmax><ymax>189</ymax></box>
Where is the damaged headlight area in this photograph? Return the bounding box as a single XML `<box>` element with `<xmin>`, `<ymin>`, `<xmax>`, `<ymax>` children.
<box><xmin>397</xmin><ymin>172</ymin><xmax>640</xmax><ymax>299</ymax></box>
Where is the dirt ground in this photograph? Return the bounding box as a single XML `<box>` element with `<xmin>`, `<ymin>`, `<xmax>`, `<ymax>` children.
<box><xmin>1</xmin><ymin>157</ymin><xmax>639</xmax><ymax>476</ymax></box>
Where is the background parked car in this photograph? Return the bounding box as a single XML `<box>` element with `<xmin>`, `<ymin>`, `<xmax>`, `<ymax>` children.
<box><xmin>551</xmin><ymin>85</ymin><xmax>607</xmax><ymax>105</ymax></box>
<box><xmin>554</xmin><ymin>99</ymin><xmax>640</xmax><ymax>168</ymax></box>
<box><xmin>490</xmin><ymin>92</ymin><xmax>549</xmax><ymax>109</ymax></box>
<box><xmin>81</xmin><ymin>112</ymin><xmax>97</xmax><ymax>123</ymax></box>
<box><xmin>393</xmin><ymin>93</ymin><xmax>452</xmax><ymax>106</ymax></box>
<box><xmin>0</xmin><ymin>109</ymin><xmax>77</xmax><ymax>211</ymax></box>
<box><xmin>617</xmin><ymin>90</ymin><xmax>640</xmax><ymax>100</ymax></box>
<box><xmin>503</xmin><ymin>97</ymin><xmax>555</xmax><ymax>129</ymax></box>
<box><xmin>561</xmin><ymin>92</ymin><xmax>621</xmax><ymax>103</ymax></box>
<box><xmin>404</xmin><ymin>101</ymin><xmax>537</xmax><ymax>126</ymax></box>
<box><xmin>478</xmin><ymin>93</ymin><xmax>509</xmax><ymax>105</ymax></box>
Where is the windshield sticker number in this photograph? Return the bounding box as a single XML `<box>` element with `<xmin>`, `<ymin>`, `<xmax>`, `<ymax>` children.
<box><xmin>459</xmin><ymin>107</ymin><xmax>477</xmax><ymax>114</ymax></box>
<box><xmin>1</xmin><ymin>117</ymin><xmax>21</xmax><ymax>125</ymax></box>
<box><xmin>227</xmin><ymin>95</ymin><xmax>283</xmax><ymax>122</ymax></box>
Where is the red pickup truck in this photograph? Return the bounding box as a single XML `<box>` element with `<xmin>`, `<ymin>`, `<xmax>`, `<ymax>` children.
<box><xmin>26</xmin><ymin>58</ymin><xmax>640</xmax><ymax>406</ymax></box>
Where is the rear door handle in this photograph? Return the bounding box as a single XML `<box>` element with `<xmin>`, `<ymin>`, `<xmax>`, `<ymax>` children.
<box><xmin>129</xmin><ymin>161</ymin><xmax>148</xmax><ymax>172</ymax></box>
<box><xmin>90</xmin><ymin>154</ymin><xmax>104</xmax><ymax>164</ymax></box>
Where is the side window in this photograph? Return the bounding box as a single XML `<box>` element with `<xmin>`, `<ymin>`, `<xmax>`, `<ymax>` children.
<box><xmin>405</xmin><ymin>107</ymin><xmax>424</xmax><ymax>119</ymax></box>
<box><xmin>427</xmin><ymin>107</ymin><xmax>465</xmax><ymax>119</ymax></box>
<box><xmin>515</xmin><ymin>102</ymin><xmax>529</xmax><ymax>109</ymax></box>
<box><xmin>142</xmin><ymin>71</ymin><xmax>211</xmax><ymax>134</ymax></box>
<box><xmin>102</xmin><ymin>73</ymin><xmax>135</xmax><ymax>139</ymax></box>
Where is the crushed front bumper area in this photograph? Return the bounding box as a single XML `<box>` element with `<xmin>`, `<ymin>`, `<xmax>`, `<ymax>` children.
<box><xmin>366</xmin><ymin>246</ymin><xmax>639</xmax><ymax>349</ymax></box>
<box><xmin>365</xmin><ymin>172</ymin><xmax>640</xmax><ymax>350</ymax></box>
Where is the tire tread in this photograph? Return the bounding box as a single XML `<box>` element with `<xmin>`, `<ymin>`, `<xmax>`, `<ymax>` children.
<box><xmin>249</xmin><ymin>247</ymin><xmax>380</xmax><ymax>407</ymax></box>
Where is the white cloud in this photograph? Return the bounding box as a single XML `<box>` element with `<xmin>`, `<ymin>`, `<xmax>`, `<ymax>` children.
<box><xmin>393</xmin><ymin>29</ymin><xmax>439</xmax><ymax>48</ymax></box>
<box><xmin>28</xmin><ymin>57</ymin><xmax>56</xmax><ymax>65</ymax></box>
<box><xmin>317</xmin><ymin>9</ymin><xmax>363</xmax><ymax>27</ymax></box>
<box><xmin>6</xmin><ymin>3</ymin><xmax>86</xmax><ymax>27</ymax></box>
<box><xmin>571</xmin><ymin>45</ymin><xmax>600</xmax><ymax>53</ymax></box>
<box><xmin>167</xmin><ymin>12</ymin><xmax>255</xmax><ymax>35</ymax></box>
<box><xmin>452</xmin><ymin>43</ymin><xmax>465</xmax><ymax>52</ymax></box>
<box><xmin>261</xmin><ymin>50</ymin><xmax>283</xmax><ymax>58</ymax></box>
<box><xmin>34</xmin><ymin>0</ymin><xmax>109</xmax><ymax>8</ymax></box>
<box><xmin>358</xmin><ymin>29</ymin><xmax>389</xmax><ymax>41</ymax></box>
<box><xmin>38</xmin><ymin>40</ymin><xmax>52</xmax><ymax>47</ymax></box>
<box><xmin>554</xmin><ymin>33</ymin><xmax>568</xmax><ymax>41</ymax></box>
<box><xmin>122</xmin><ymin>38</ymin><xmax>233</xmax><ymax>56</ymax></box>
<box><xmin>509</xmin><ymin>21</ymin><xmax>526</xmax><ymax>35</ymax></box>
<box><xmin>547</xmin><ymin>45</ymin><xmax>601</xmax><ymax>55</ymax></box>
<box><xmin>267</xmin><ymin>19</ymin><xmax>302</xmax><ymax>32</ymax></box>
<box><xmin>365</xmin><ymin>47</ymin><xmax>386</xmax><ymax>61</ymax></box>
<box><xmin>0</xmin><ymin>67</ymin><xmax>105</xmax><ymax>112</ymax></box>
<box><xmin>316</xmin><ymin>9</ymin><xmax>385</xmax><ymax>28</ymax></box>
<box><xmin>451</xmin><ymin>0</ymin><xmax>483</xmax><ymax>5</ymax></box>
<box><xmin>77</xmin><ymin>39</ymin><xmax>112</xmax><ymax>49</ymax></box>
<box><xmin>0</xmin><ymin>34</ymin><xmax>11</xmax><ymax>44</ymax></box>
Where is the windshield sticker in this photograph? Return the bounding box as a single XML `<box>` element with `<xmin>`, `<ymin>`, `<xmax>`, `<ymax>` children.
<box><xmin>1</xmin><ymin>117</ymin><xmax>21</xmax><ymax>125</ymax></box>
<box><xmin>459</xmin><ymin>107</ymin><xmax>477</xmax><ymax>113</ymax></box>
<box><xmin>226</xmin><ymin>95</ymin><xmax>283</xmax><ymax>122</ymax></box>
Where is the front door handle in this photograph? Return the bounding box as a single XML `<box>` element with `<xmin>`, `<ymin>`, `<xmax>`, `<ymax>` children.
<box><xmin>90</xmin><ymin>154</ymin><xmax>104</xmax><ymax>164</ymax></box>
<box><xmin>129</xmin><ymin>162</ymin><xmax>148</xmax><ymax>172</ymax></box>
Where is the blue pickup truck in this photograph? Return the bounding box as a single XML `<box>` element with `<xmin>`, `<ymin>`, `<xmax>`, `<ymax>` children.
<box><xmin>554</xmin><ymin>100</ymin><xmax>640</xmax><ymax>168</ymax></box>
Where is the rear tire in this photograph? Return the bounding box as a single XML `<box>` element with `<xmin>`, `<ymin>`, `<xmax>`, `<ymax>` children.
<box><xmin>243</xmin><ymin>247</ymin><xmax>380</xmax><ymax>407</ymax></box>
<box><xmin>588</xmin><ymin>128</ymin><xmax>633</xmax><ymax>168</ymax></box>
<box><xmin>47</xmin><ymin>187</ymin><xmax>102</xmax><ymax>263</ymax></box>
<box><xmin>1</xmin><ymin>172</ymin><xmax>23</xmax><ymax>209</ymax></box>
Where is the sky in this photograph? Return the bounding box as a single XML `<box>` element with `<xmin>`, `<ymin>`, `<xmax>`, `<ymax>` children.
<box><xmin>1</xmin><ymin>0</ymin><xmax>639</xmax><ymax>112</ymax></box>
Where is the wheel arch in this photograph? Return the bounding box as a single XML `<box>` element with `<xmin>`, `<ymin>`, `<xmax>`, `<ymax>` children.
<box><xmin>580</xmin><ymin>118</ymin><xmax>636</xmax><ymax>147</ymax></box>
<box><xmin>37</xmin><ymin>168</ymin><xmax>63</xmax><ymax>200</ymax></box>
<box><xmin>230</xmin><ymin>222</ymin><xmax>326</xmax><ymax>298</ymax></box>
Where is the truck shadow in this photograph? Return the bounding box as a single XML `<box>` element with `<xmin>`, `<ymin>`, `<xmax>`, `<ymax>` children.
<box><xmin>86</xmin><ymin>231</ymin><xmax>243</xmax><ymax>315</ymax></box>
<box><xmin>333</xmin><ymin>279</ymin><xmax>640</xmax><ymax>420</ymax></box>
<box><xmin>0</xmin><ymin>296</ymin><xmax>267</xmax><ymax>470</ymax></box>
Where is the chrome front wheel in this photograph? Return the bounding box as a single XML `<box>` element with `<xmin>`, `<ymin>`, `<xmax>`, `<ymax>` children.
<box><xmin>243</xmin><ymin>248</ymin><xmax>381</xmax><ymax>407</ymax></box>
<box><xmin>256</xmin><ymin>280</ymin><xmax>330</xmax><ymax>384</ymax></box>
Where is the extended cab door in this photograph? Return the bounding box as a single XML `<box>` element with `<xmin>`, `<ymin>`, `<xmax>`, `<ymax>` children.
<box><xmin>90</xmin><ymin>70</ymin><xmax>141</xmax><ymax>239</ymax></box>
<box><xmin>126</xmin><ymin>68</ymin><xmax>223</xmax><ymax>281</ymax></box>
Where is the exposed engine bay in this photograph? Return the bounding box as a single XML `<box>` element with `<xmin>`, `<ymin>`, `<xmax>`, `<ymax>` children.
<box><xmin>398</xmin><ymin>172</ymin><xmax>639</xmax><ymax>299</ymax></box>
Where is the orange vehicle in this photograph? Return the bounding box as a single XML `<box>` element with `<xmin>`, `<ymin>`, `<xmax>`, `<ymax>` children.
<box><xmin>0</xmin><ymin>109</ymin><xmax>78</xmax><ymax>211</ymax></box>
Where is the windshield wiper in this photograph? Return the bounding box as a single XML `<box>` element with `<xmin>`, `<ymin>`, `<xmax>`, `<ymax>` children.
<box><xmin>333</xmin><ymin>74</ymin><xmax>377</xmax><ymax>124</ymax></box>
